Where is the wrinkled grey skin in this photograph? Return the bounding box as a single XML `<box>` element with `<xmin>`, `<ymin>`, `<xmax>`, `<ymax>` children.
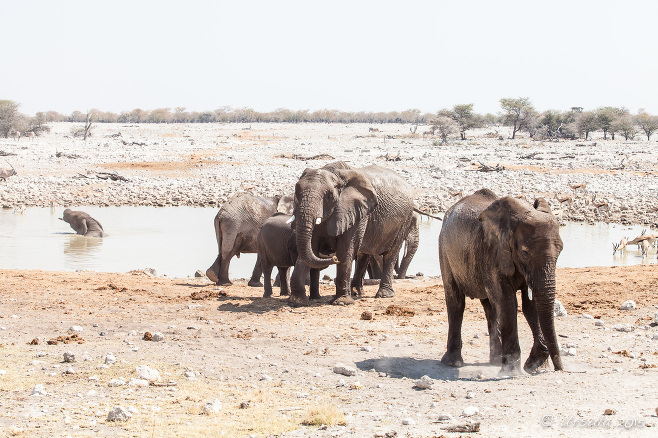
<box><xmin>439</xmin><ymin>188</ymin><xmax>564</xmax><ymax>374</ymax></box>
<box><xmin>257</xmin><ymin>213</ymin><xmax>328</xmax><ymax>298</ymax></box>
<box><xmin>60</xmin><ymin>209</ymin><xmax>105</xmax><ymax>237</ymax></box>
<box><xmin>291</xmin><ymin>161</ymin><xmax>415</xmax><ymax>306</ymax></box>
<box><xmin>366</xmin><ymin>212</ymin><xmax>419</xmax><ymax>280</ymax></box>
<box><xmin>206</xmin><ymin>192</ymin><xmax>294</xmax><ymax>286</ymax></box>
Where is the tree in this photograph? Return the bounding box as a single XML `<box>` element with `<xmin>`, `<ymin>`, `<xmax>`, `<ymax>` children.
<box><xmin>499</xmin><ymin>97</ymin><xmax>536</xmax><ymax>139</ymax></box>
<box><xmin>431</xmin><ymin>116</ymin><xmax>459</xmax><ymax>144</ymax></box>
<box><xmin>595</xmin><ymin>107</ymin><xmax>623</xmax><ymax>140</ymax></box>
<box><xmin>635</xmin><ymin>110</ymin><xmax>658</xmax><ymax>141</ymax></box>
<box><xmin>451</xmin><ymin>104</ymin><xmax>481</xmax><ymax>140</ymax></box>
<box><xmin>612</xmin><ymin>113</ymin><xmax>637</xmax><ymax>140</ymax></box>
<box><xmin>575</xmin><ymin>111</ymin><xmax>599</xmax><ymax>140</ymax></box>
<box><xmin>149</xmin><ymin>108</ymin><xmax>172</xmax><ymax>123</ymax></box>
<box><xmin>0</xmin><ymin>100</ymin><xmax>20</xmax><ymax>137</ymax></box>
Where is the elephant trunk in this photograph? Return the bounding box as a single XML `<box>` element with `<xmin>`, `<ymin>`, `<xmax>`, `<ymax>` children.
<box><xmin>295</xmin><ymin>207</ymin><xmax>337</xmax><ymax>269</ymax></box>
<box><xmin>532</xmin><ymin>266</ymin><xmax>563</xmax><ymax>371</ymax></box>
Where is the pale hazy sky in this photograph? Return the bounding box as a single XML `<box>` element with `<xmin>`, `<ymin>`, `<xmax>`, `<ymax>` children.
<box><xmin>2</xmin><ymin>0</ymin><xmax>657</xmax><ymax>116</ymax></box>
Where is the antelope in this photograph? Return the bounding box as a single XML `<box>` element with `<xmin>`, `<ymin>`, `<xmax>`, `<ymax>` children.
<box><xmin>569</xmin><ymin>182</ymin><xmax>587</xmax><ymax>193</ymax></box>
<box><xmin>25</xmin><ymin>131</ymin><xmax>35</xmax><ymax>139</ymax></box>
<box><xmin>640</xmin><ymin>239</ymin><xmax>650</xmax><ymax>257</ymax></box>
<box><xmin>593</xmin><ymin>200</ymin><xmax>609</xmax><ymax>211</ymax></box>
<box><xmin>449</xmin><ymin>190</ymin><xmax>463</xmax><ymax>199</ymax></box>
<box><xmin>13</xmin><ymin>205</ymin><xmax>26</xmax><ymax>214</ymax></box>
<box><xmin>555</xmin><ymin>195</ymin><xmax>572</xmax><ymax>206</ymax></box>
<box><xmin>9</xmin><ymin>131</ymin><xmax>20</xmax><ymax>141</ymax></box>
<box><xmin>613</xmin><ymin>237</ymin><xmax>628</xmax><ymax>254</ymax></box>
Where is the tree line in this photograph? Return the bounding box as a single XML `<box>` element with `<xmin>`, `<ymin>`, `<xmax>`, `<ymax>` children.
<box><xmin>1</xmin><ymin>98</ymin><xmax>657</xmax><ymax>141</ymax></box>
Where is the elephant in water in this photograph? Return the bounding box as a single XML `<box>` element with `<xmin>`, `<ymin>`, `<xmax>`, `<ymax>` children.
<box><xmin>206</xmin><ymin>192</ymin><xmax>294</xmax><ymax>286</ymax></box>
<box><xmin>60</xmin><ymin>209</ymin><xmax>105</xmax><ymax>237</ymax></box>
<box><xmin>439</xmin><ymin>188</ymin><xmax>564</xmax><ymax>374</ymax></box>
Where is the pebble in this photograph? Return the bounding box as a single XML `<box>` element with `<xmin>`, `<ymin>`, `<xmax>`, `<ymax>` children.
<box><xmin>612</xmin><ymin>324</ymin><xmax>635</xmax><ymax>332</ymax></box>
<box><xmin>333</xmin><ymin>363</ymin><xmax>357</xmax><ymax>376</ymax></box>
<box><xmin>461</xmin><ymin>406</ymin><xmax>479</xmax><ymax>417</ymax></box>
<box><xmin>360</xmin><ymin>346</ymin><xmax>373</xmax><ymax>352</ymax></box>
<box><xmin>64</xmin><ymin>367</ymin><xmax>76</xmax><ymax>374</ymax></box>
<box><xmin>107</xmin><ymin>406</ymin><xmax>132</xmax><ymax>422</ymax></box>
<box><xmin>203</xmin><ymin>398</ymin><xmax>222</xmax><ymax>414</ymax></box>
<box><xmin>185</xmin><ymin>371</ymin><xmax>196</xmax><ymax>379</ymax></box>
<box><xmin>554</xmin><ymin>301</ymin><xmax>567</xmax><ymax>317</ymax></box>
<box><xmin>63</xmin><ymin>351</ymin><xmax>75</xmax><ymax>363</ymax></box>
<box><xmin>152</xmin><ymin>332</ymin><xmax>165</xmax><ymax>342</ymax></box>
<box><xmin>466</xmin><ymin>390</ymin><xmax>474</xmax><ymax>399</ymax></box>
<box><xmin>104</xmin><ymin>353</ymin><xmax>116</xmax><ymax>365</ymax></box>
<box><xmin>620</xmin><ymin>300</ymin><xmax>636</xmax><ymax>310</ymax></box>
<box><xmin>31</xmin><ymin>384</ymin><xmax>48</xmax><ymax>396</ymax></box>
<box><xmin>402</xmin><ymin>418</ymin><xmax>416</xmax><ymax>425</ymax></box>
<box><xmin>108</xmin><ymin>378</ymin><xmax>126</xmax><ymax>387</ymax></box>
<box><xmin>128</xmin><ymin>378</ymin><xmax>149</xmax><ymax>387</ymax></box>
<box><xmin>580</xmin><ymin>313</ymin><xmax>594</xmax><ymax>319</ymax></box>
<box><xmin>414</xmin><ymin>375</ymin><xmax>434</xmax><ymax>389</ymax></box>
<box><xmin>69</xmin><ymin>325</ymin><xmax>83</xmax><ymax>332</ymax></box>
<box><xmin>595</xmin><ymin>320</ymin><xmax>605</xmax><ymax>327</ymax></box>
<box><xmin>436</xmin><ymin>413</ymin><xmax>454</xmax><ymax>422</ymax></box>
<box><xmin>136</xmin><ymin>365</ymin><xmax>160</xmax><ymax>381</ymax></box>
<box><xmin>260</xmin><ymin>374</ymin><xmax>273</xmax><ymax>381</ymax></box>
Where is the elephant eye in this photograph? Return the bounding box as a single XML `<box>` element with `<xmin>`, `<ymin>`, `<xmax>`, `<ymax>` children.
<box><xmin>325</xmin><ymin>192</ymin><xmax>335</xmax><ymax>201</ymax></box>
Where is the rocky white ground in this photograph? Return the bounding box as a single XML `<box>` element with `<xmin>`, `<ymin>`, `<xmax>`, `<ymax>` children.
<box><xmin>1</xmin><ymin>122</ymin><xmax>657</xmax><ymax>226</ymax></box>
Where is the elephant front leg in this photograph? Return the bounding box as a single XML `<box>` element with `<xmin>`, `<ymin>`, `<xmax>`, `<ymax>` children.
<box><xmin>289</xmin><ymin>259</ymin><xmax>310</xmax><ymax>307</ymax></box>
<box><xmin>480</xmin><ymin>298</ymin><xmax>502</xmax><ymax>365</ymax></box>
<box><xmin>521</xmin><ymin>286</ymin><xmax>549</xmax><ymax>373</ymax></box>
<box><xmin>441</xmin><ymin>283</ymin><xmax>466</xmax><ymax>367</ymax></box>
<box><xmin>309</xmin><ymin>268</ymin><xmax>321</xmax><ymax>300</ymax></box>
<box><xmin>278</xmin><ymin>267</ymin><xmax>291</xmax><ymax>296</ymax></box>
<box><xmin>248</xmin><ymin>255</ymin><xmax>264</xmax><ymax>287</ymax></box>
<box><xmin>262</xmin><ymin>262</ymin><xmax>274</xmax><ymax>298</ymax></box>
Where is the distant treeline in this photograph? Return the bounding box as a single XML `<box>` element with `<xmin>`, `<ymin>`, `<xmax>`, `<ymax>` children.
<box><xmin>1</xmin><ymin>98</ymin><xmax>657</xmax><ymax>141</ymax></box>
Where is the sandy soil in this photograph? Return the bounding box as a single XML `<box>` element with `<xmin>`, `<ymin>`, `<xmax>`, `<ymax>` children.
<box><xmin>1</xmin><ymin>267</ymin><xmax>657</xmax><ymax>437</ymax></box>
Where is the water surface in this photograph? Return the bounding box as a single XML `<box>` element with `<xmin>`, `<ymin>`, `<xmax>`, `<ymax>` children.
<box><xmin>0</xmin><ymin>207</ymin><xmax>654</xmax><ymax>279</ymax></box>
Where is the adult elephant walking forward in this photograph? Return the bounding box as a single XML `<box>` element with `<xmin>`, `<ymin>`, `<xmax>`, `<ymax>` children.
<box><xmin>290</xmin><ymin>161</ymin><xmax>415</xmax><ymax>306</ymax></box>
<box><xmin>439</xmin><ymin>189</ymin><xmax>564</xmax><ymax>374</ymax></box>
<box><xmin>206</xmin><ymin>192</ymin><xmax>293</xmax><ymax>286</ymax></box>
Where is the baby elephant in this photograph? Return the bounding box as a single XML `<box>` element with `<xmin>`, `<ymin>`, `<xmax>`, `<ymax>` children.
<box><xmin>257</xmin><ymin>213</ymin><xmax>326</xmax><ymax>298</ymax></box>
<box><xmin>60</xmin><ymin>209</ymin><xmax>105</xmax><ymax>237</ymax></box>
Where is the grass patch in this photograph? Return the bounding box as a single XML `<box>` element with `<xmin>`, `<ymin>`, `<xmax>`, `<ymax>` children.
<box><xmin>301</xmin><ymin>403</ymin><xmax>347</xmax><ymax>427</ymax></box>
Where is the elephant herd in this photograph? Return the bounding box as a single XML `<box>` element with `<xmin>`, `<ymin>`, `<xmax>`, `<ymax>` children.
<box><xmin>205</xmin><ymin>161</ymin><xmax>565</xmax><ymax>374</ymax></box>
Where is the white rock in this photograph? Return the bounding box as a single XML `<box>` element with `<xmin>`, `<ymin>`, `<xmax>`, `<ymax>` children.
<box><xmin>595</xmin><ymin>320</ymin><xmax>605</xmax><ymax>327</ymax></box>
<box><xmin>414</xmin><ymin>375</ymin><xmax>434</xmax><ymax>389</ymax></box>
<box><xmin>31</xmin><ymin>384</ymin><xmax>48</xmax><ymax>396</ymax></box>
<box><xmin>152</xmin><ymin>332</ymin><xmax>165</xmax><ymax>342</ymax></box>
<box><xmin>620</xmin><ymin>300</ymin><xmax>636</xmax><ymax>310</ymax></box>
<box><xmin>104</xmin><ymin>353</ymin><xmax>116</xmax><ymax>365</ymax></box>
<box><xmin>64</xmin><ymin>367</ymin><xmax>76</xmax><ymax>374</ymax></box>
<box><xmin>466</xmin><ymin>390</ymin><xmax>474</xmax><ymax>399</ymax></box>
<box><xmin>612</xmin><ymin>324</ymin><xmax>635</xmax><ymax>332</ymax></box>
<box><xmin>108</xmin><ymin>378</ymin><xmax>126</xmax><ymax>387</ymax></box>
<box><xmin>652</xmin><ymin>333</ymin><xmax>658</xmax><ymax>340</ymax></box>
<box><xmin>184</xmin><ymin>371</ymin><xmax>196</xmax><ymax>379</ymax></box>
<box><xmin>69</xmin><ymin>325</ymin><xmax>83</xmax><ymax>332</ymax></box>
<box><xmin>260</xmin><ymin>374</ymin><xmax>273</xmax><ymax>381</ymax></box>
<box><xmin>128</xmin><ymin>378</ymin><xmax>149</xmax><ymax>387</ymax></box>
<box><xmin>203</xmin><ymin>398</ymin><xmax>222</xmax><ymax>414</ymax></box>
<box><xmin>580</xmin><ymin>313</ymin><xmax>594</xmax><ymax>319</ymax></box>
<box><xmin>461</xmin><ymin>406</ymin><xmax>479</xmax><ymax>417</ymax></box>
<box><xmin>402</xmin><ymin>417</ymin><xmax>416</xmax><ymax>425</ymax></box>
<box><xmin>554</xmin><ymin>301</ymin><xmax>567</xmax><ymax>317</ymax></box>
<box><xmin>361</xmin><ymin>346</ymin><xmax>373</xmax><ymax>352</ymax></box>
<box><xmin>333</xmin><ymin>363</ymin><xmax>357</xmax><ymax>376</ymax></box>
<box><xmin>0</xmin><ymin>370</ymin><xmax>6</xmax><ymax>376</ymax></box>
<box><xmin>136</xmin><ymin>365</ymin><xmax>160</xmax><ymax>382</ymax></box>
<box><xmin>436</xmin><ymin>413</ymin><xmax>454</xmax><ymax>422</ymax></box>
<box><xmin>107</xmin><ymin>406</ymin><xmax>132</xmax><ymax>422</ymax></box>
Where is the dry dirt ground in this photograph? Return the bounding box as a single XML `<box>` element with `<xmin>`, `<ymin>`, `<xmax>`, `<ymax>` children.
<box><xmin>1</xmin><ymin>266</ymin><xmax>657</xmax><ymax>437</ymax></box>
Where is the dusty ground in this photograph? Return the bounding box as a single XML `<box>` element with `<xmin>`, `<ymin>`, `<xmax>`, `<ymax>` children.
<box><xmin>1</xmin><ymin>266</ymin><xmax>657</xmax><ymax>437</ymax></box>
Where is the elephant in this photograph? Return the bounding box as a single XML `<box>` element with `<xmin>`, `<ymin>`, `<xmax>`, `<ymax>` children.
<box><xmin>257</xmin><ymin>213</ymin><xmax>330</xmax><ymax>298</ymax></box>
<box><xmin>366</xmin><ymin>212</ymin><xmax>419</xmax><ymax>280</ymax></box>
<box><xmin>290</xmin><ymin>161</ymin><xmax>415</xmax><ymax>306</ymax></box>
<box><xmin>59</xmin><ymin>209</ymin><xmax>105</xmax><ymax>237</ymax></box>
<box><xmin>206</xmin><ymin>192</ymin><xmax>294</xmax><ymax>286</ymax></box>
<box><xmin>438</xmin><ymin>188</ymin><xmax>564</xmax><ymax>374</ymax></box>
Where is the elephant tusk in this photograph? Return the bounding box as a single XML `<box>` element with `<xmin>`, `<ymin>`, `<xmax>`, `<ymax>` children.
<box><xmin>527</xmin><ymin>287</ymin><xmax>533</xmax><ymax>300</ymax></box>
<box><xmin>315</xmin><ymin>217</ymin><xmax>322</xmax><ymax>225</ymax></box>
<box><xmin>286</xmin><ymin>215</ymin><xmax>295</xmax><ymax>224</ymax></box>
<box><xmin>332</xmin><ymin>256</ymin><xmax>339</xmax><ymax>264</ymax></box>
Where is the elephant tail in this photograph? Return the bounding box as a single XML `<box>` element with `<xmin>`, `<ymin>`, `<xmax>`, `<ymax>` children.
<box><xmin>413</xmin><ymin>207</ymin><xmax>442</xmax><ymax>220</ymax></box>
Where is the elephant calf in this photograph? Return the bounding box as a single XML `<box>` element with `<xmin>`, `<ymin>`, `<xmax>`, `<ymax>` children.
<box><xmin>60</xmin><ymin>209</ymin><xmax>105</xmax><ymax>237</ymax></box>
<box><xmin>257</xmin><ymin>213</ymin><xmax>327</xmax><ymax>298</ymax></box>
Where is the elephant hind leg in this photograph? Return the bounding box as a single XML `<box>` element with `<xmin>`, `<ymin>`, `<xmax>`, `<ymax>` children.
<box><xmin>278</xmin><ymin>267</ymin><xmax>291</xmax><ymax>296</ymax></box>
<box><xmin>496</xmin><ymin>292</ymin><xmax>522</xmax><ymax>374</ymax></box>
<box><xmin>350</xmin><ymin>254</ymin><xmax>369</xmax><ymax>297</ymax></box>
<box><xmin>481</xmin><ymin>298</ymin><xmax>502</xmax><ymax>365</ymax></box>
<box><xmin>206</xmin><ymin>254</ymin><xmax>221</xmax><ymax>283</ymax></box>
<box><xmin>248</xmin><ymin>255</ymin><xmax>264</xmax><ymax>287</ymax></box>
<box><xmin>374</xmin><ymin>246</ymin><xmax>401</xmax><ymax>298</ymax></box>
<box><xmin>441</xmin><ymin>276</ymin><xmax>466</xmax><ymax>367</ymax></box>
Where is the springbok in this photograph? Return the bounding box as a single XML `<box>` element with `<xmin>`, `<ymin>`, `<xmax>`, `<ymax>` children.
<box><xmin>612</xmin><ymin>237</ymin><xmax>628</xmax><ymax>254</ymax></box>
<box><xmin>555</xmin><ymin>195</ymin><xmax>572</xmax><ymax>207</ymax></box>
<box><xmin>640</xmin><ymin>239</ymin><xmax>650</xmax><ymax>257</ymax></box>
<box><xmin>9</xmin><ymin>131</ymin><xmax>20</xmax><ymax>141</ymax></box>
<box><xmin>569</xmin><ymin>182</ymin><xmax>587</xmax><ymax>193</ymax></box>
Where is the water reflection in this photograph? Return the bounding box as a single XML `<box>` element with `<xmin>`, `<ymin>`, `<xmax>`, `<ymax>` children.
<box><xmin>0</xmin><ymin>207</ymin><xmax>655</xmax><ymax>278</ymax></box>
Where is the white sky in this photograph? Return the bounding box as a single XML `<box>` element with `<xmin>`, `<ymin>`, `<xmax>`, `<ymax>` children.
<box><xmin>2</xmin><ymin>0</ymin><xmax>657</xmax><ymax>116</ymax></box>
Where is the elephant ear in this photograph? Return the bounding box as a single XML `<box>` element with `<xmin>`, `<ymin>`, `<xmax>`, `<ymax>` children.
<box><xmin>79</xmin><ymin>218</ymin><xmax>89</xmax><ymax>236</ymax></box>
<box><xmin>327</xmin><ymin>170</ymin><xmax>377</xmax><ymax>236</ymax></box>
<box><xmin>533</xmin><ymin>197</ymin><xmax>552</xmax><ymax>214</ymax></box>
<box><xmin>478</xmin><ymin>197</ymin><xmax>515</xmax><ymax>277</ymax></box>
